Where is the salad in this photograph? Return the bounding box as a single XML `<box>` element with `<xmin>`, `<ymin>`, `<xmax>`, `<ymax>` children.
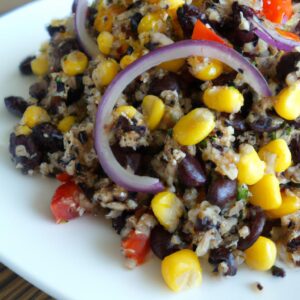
<box><xmin>4</xmin><ymin>0</ymin><xmax>300</xmax><ymax>292</ymax></box>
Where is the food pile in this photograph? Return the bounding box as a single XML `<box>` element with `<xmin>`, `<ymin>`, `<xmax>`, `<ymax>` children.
<box><xmin>5</xmin><ymin>0</ymin><xmax>300</xmax><ymax>292</ymax></box>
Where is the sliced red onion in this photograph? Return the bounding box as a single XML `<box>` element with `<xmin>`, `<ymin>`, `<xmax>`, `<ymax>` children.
<box><xmin>74</xmin><ymin>0</ymin><xmax>99</xmax><ymax>58</ymax></box>
<box><xmin>94</xmin><ymin>40</ymin><xmax>271</xmax><ymax>193</ymax></box>
<box><xmin>249</xmin><ymin>16</ymin><xmax>300</xmax><ymax>52</ymax></box>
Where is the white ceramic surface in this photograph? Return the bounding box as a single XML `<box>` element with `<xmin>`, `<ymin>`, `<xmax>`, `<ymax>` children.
<box><xmin>0</xmin><ymin>1</ymin><xmax>299</xmax><ymax>299</ymax></box>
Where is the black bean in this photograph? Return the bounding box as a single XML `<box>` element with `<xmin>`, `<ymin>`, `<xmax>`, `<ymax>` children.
<box><xmin>78</xmin><ymin>131</ymin><xmax>88</xmax><ymax>144</ymax></box>
<box><xmin>290</xmin><ymin>135</ymin><xmax>300</xmax><ymax>164</ymax></box>
<box><xmin>48</xmin><ymin>96</ymin><xmax>65</xmax><ymax>115</ymax></box>
<box><xmin>19</xmin><ymin>56</ymin><xmax>35</xmax><ymax>75</ymax></box>
<box><xmin>208</xmin><ymin>247</ymin><xmax>237</xmax><ymax>276</ymax></box>
<box><xmin>78</xmin><ymin>182</ymin><xmax>94</xmax><ymax>200</ymax></box>
<box><xmin>46</xmin><ymin>25</ymin><xmax>65</xmax><ymax>37</ymax></box>
<box><xmin>271</xmin><ymin>266</ymin><xmax>286</xmax><ymax>278</ymax></box>
<box><xmin>212</xmin><ymin>72</ymin><xmax>237</xmax><ymax>86</ymax></box>
<box><xmin>29</xmin><ymin>80</ymin><xmax>48</xmax><ymax>101</ymax></box>
<box><xmin>4</xmin><ymin>96</ymin><xmax>28</xmax><ymax>117</ymax></box>
<box><xmin>128</xmin><ymin>0</ymin><xmax>142</xmax><ymax>9</ymax></box>
<box><xmin>144</xmin><ymin>42</ymin><xmax>159</xmax><ymax>51</ymax></box>
<box><xmin>207</xmin><ymin>177</ymin><xmax>237</xmax><ymax>208</ymax></box>
<box><xmin>287</xmin><ymin>236</ymin><xmax>300</xmax><ymax>252</ymax></box>
<box><xmin>31</xmin><ymin>123</ymin><xmax>64</xmax><ymax>153</ymax></box>
<box><xmin>195</xmin><ymin>217</ymin><xmax>215</xmax><ymax>231</ymax></box>
<box><xmin>177</xmin><ymin>4</ymin><xmax>206</xmax><ymax>37</ymax></box>
<box><xmin>87</xmin><ymin>6</ymin><xmax>98</xmax><ymax>26</ymax></box>
<box><xmin>261</xmin><ymin>218</ymin><xmax>281</xmax><ymax>238</ymax></box>
<box><xmin>247</xmin><ymin>113</ymin><xmax>284</xmax><ymax>133</ymax></box>
<box><xmin>66</xmin><ymin>75</ymin><xmax>84</xmax><ymax>105</ymax></box>
<box><xmin>238</xmin><ymin>205</ymin><xmax>266</xmax><ymax>250</ymax></box>
<box><xmin>116</xmin><ymin>116</ymin><xmax>146</xmax><ymax>135</ymax></box>
<box><xmin>112</xmin><ymin>144</ymin><xmax>142</xmax><ymax>173</ymax></box>
<box><xmin>240</xmin><ymin>90</ymin><xmax>253</xmax><ymax>118</ymax></box>
<box><xmin>226</xmin><ymin>114</ymin><xmax>248</xmax><ymax>132</ymax></box>
<box><xmin>148</xmin><ymin>73</ymin><xmax>180</xmax><ymax>96</ymax></box>
<box><xmin>130</xmin><ymin>12</ymin><xmax>143</xmax><ymax>33</ymax></box>
<box><xmin>112</xmin><ymin>211</ymin><xmax>131</xmax><ymax>234</ymax></box>
<box><xmin>178</xmin><ymin>154</ymin><xmax>206</xmax><ymax>187</ymax></box>
<box><xmin>276</xmin><ymin>52</ymin><xmax>300</xmax><ymax>83</ymax></box>
<box><xmin>150</xmin><ymin>226</ymin><xmax>179</xmax><ymax>259</ymax></box>
<box><xmin>9</xmin><ymin>133</ymin><xmax>42</xmax><ymax>174</ymax></box>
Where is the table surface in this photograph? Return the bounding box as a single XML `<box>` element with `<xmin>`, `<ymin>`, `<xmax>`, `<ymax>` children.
<box><xmin>0</xmin><ymin>3</ymin><xmax>52</xmax><ymax>300</ymax></box>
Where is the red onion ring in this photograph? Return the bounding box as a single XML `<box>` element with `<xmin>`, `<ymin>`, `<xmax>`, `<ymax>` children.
<box><xmin>74</xmin><ymin>0</ymin><xmax>99</xmax><ymax>58</ymax></box>
<box><xmin>94</xmin><ymin>40</ymin><xmax>271</xmax><ymax>193</ymax></box>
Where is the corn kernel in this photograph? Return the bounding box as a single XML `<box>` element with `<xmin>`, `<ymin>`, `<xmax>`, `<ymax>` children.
<box><xmin>58</xmin><ymin>116</ymin><xmax>76</xmax><ymax>133</ymax></box>
<box><xmin>173</xmin><ymin>108</ymin><xmax>215</xmax><ymax>146</ymax></box>
<box><xmin>159</xmin><ymin>59</ymin><xmax>185</xmax><ymax>72</ymax></box>
<box><xmin>31</xmin><ymin>54</ymin><xmax>49</xmax><ymax>76</ymax></box>
<box><xmin>115</xmin><ymin>105</ymin><xmax>137</xmax><ymax>119</ymax></box>
<box><xmin>245</xmin><ymin>236</ymin><xmax>277</xmax><ymax>271</ymax></box>
<box><xmin>61</xmin><ymin>51</ymin><xmax>88</xmax><ymax>76</ymax></box>
<box><xmin>188</xmin><ymin>57</ymin><xmax>223</xmax><ymax>81</ymax></box>
<box><xmin>161</xmin><ymin>249</ymin><xmax>202</xmax><ymax>292</ymax></box>
<box><xmin>92</xmin><ymin>59</ymin><xmax>119</xmax><ymax>87</ymax></box>
<box><xmin>151</xmin><ymin>191</ymin><xmax>183</xmax><ymax>232</ymax></box>
<box><xmin>249</xmin><ymin>174</ymin><xmax>282</xmax><ymax>210</ymax></box>
<box><xmin>274</xmin><ymin>81</ymin><xmax>300</xmax><ymax>120</ymax></box>
<box><xmin>15</xmin><ymin>125</ymin><xmax>32</xmax><ymax>136</ymax></box>
<box><xmin>142</xmin><ymin>95</ymin><xmax>165</xmax><ymax>130</ymax></box>
<box><xmin>22</xmin><ymin>105</ymin><xmax>50</xmax><ymax>128</ymax></box>
<box><xmin>258</xmin><ymin>139</ymin><xmax>292</xmax><ymax>173</ymax></box>
<box><xmin>97</xmin><ymin>31</ymin><xmax>114</xmax><ymax>55</ymax></box>
<box><xmin>267</xmin><ymin>193</ymin><xmax>300</xmax><ymax>218</ymax></box>
<box><xmin>237</xmin><ymin>144</ymin><xmax>265</xmax><ymax>185</ymax></box>
<box><xmin>138</xmin><ymin>12</ymin><xmax>165</xmax><ymax>34</ymax></box>
<box><xmin>203</xmin><ymin>86</ymin><xmax>244</xmax><ymax>113</ymax></box>
<box><xmin>120</xmin><ymin>54</ymin><xmax>138</xmax><ymax>69</ymax></box>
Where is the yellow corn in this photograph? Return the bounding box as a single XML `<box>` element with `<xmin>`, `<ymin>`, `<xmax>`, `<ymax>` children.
<box><xmin>173</xmin><ymin>108</ymin><xmax>215</xmax><ymax>146</ymax></box>
<box><xmin>203</xmin><ymin>86</ymin><xmax>244</xmax><ymax>113</ymax></box>
<box><xmin>22</xmin><ymin>106</ymin><xmax>50</xmax><ymax>128</ymax></box>
<box><xmin>188</xmin><ymin>57</ymin><xmax>223</xmax><ymax>81</ymax></box>
<box><xmin>267</xmin><ymin>193</ymin><xmax>300</xmax><ymax>218</ymax></box>
<box><xmin>142</xmin><ymin>95</ymin><xmax>165</xmax><ymax>130</ymax></box>
<box><xmin>161</xmin><ymin>249</ymin><xmax>202</xmax><ymax>292</ymax></box>
<box><xmin>97</xmin><ymin>31</ymin><xmax>114</xmax><ymax>55</ymax></box>
<box><xmin>159</xmin><ymin>59</ymin><xmax>185</xmax><ymax>72</ymax></box>
<box><xmin>61</xmin><ymin>51</ymin><xmax>88</xmax><ymax>77</ymax></box>
<box><xmin>151</xmin><ymin>191</ymin><xmax>183</xmax><ymax>232</ymax></box>
<box><xmin>245</xmin><ymin>236</ymin><xmax>277</xmax><ymax>271</ymax></box>
<box><xmin>114</xmin><ymin>105</ymin><xmax>137</xmax><ymax>119</ymax></box>
<box><xmin>15</xmin><ymin>125</ymin><xmax>32</xmax><ymax>136</ymax></box>
<box><xmin>92</xmin><ymin>59</ymin><xmax>119</xmax><ymax>87</ymax></box>
<box><xmin>249</xmin><ymin>174</ymin><xmax>282</xmax><ymax>210</ymax></box>
<box><xmin>138</xmin><ymin>12</ymin><xmax>165</xmax><ymax>34</ymax></box>
<box><xmin>237</xmin><ymin>145</ymin><xmax>265</xmax><ymax>185</ymax></box>
<box><xmin>31</xmin><ymin>54</ymin><xmax>49</xmax><ymax>76</ymax></box>
<box><xmin>120</xmin><ymin>54</ymin><xmax>139</xmax><ymax>70</ymax></box>
<box><xmin>274</xmin><ymin>81</ymin><xmax>300</xmax><ymax>120</ymax></box>
<box><xmin>258</xmin><ymin>139</ymin><xmax>292</xmax><ymax>173</ymax></box>
<box><xmin>58</xmin><ymin>116</ymin><xmax>76</xmax><ymax>133</ymax></box>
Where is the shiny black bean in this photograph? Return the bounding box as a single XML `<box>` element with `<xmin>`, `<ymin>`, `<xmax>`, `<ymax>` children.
<box><xmin>287</xmin><ymin>236</ymin><xmax>300</xmax><ymax>252</ymax></box>
<box><xmin>66</xmin><ymin>75</ymin><xmax>84</xmax><ymax>105</ymax></box>
<box><xmin>32</xmin><ymin>123</ymin><xmax>64</xmax><ymax>153</ymax></box>
<box><xmin>19</xmin><ymin>56</ymin><xmax>35</xmax><ymax>75</ymax></box>
<box><xmin>290</xmin><ymin>136</ymin><xmax>300</xmax><ymax>164</ymax></box>
<box><xmin>212</xmin><ymin>72</ymin><xmax>237</xmax><ymax>86</ymax></box>
<box><xmin>247</xmin><ymin>113</ymin><xmax>284</xmax><ymax>133</ymax></box>
<box><xmin>195</xmin><ymin>217</ymin><xmax>215</xmax><ymax>231</ymax></box>
<box><xmin>207</xmin><ymin>178</ymin><xmax>237</xmax><ymax>208</ymax></box>
<box><xmin>78</xmin><ymin>131</ymin><xmax>88</xmax><ymax>144</ymax></box>
<box><xmin>208</xmin><ymin>247</ymin><xmax>237</xmax><ymax>276</ymax></box>
<box><xmin>130</xmin><ymin>12</ymin><xmax>143</xmax><ymax>33</ymax></box>
<box><xmin>178</xmin><ymin>154</ymin><xmax>206</xmax><ymax>187</ymax></box>
<box><xmin>4</xmin><ymin>96</ymin><xmax>28</xmax><ymax>117</ymax></box>
<box><xmin>226</xmin><ymin>114</ymin><xmax>248</xmax><ymax>132</ymax></box>
<box><xmin>261</xmin><ymin>218</ymin><xmax>281</xmax><ymax>238</ymax></box>
<box><xmin>47</xmin><ymin>25</ymin><xmax>65</xmax><ymax>37</ymax></box>
<box><xmin>148</xmin><ymin>73</ymin><xmax>180</xmax><ymax>96</ymax></box>
<box><xmin>238</xmin><ymin>205</ymin><xmax>266</xmax><ymax>250</ymax></box>
<box><xmin>276</xmin><ymin>52</ymin><xmax>300</xmax><ymax>83</ymax></box>
<box><xmin>177</xmin><ymin>4</ymin><xmax>206</xmax><ymax>37</ymax></box>
<box><xmin>271</xmin><ymin>266</ymin><xmax>286</xmax><ymax>278</ymax></box>
<box><xmin>112</xmin><ymin>211</ymin><xmax>131</xmax><ymax>234</ymax></box>
<box><xmin>29</xmin><ymin>80</ymin><xmax>48</xmax><ymax>100</ymax></box>
<box><xmin>48</xmin><ymin>96</ymin><xmax>65</xmax><ymax>115</ymax></box>
<box><xmin>150</xmin><ymin>225</ymin><xmax>178</xmax><ymax>259</ymax></box>
<box><xmin>9</xmin><ymin>133</ymin><xmax>42</xmax><ymax>174</ymax></box>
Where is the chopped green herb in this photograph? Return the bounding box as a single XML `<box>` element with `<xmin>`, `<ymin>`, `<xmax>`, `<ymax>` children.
<box><xmin>55</xmin><ymin>76</ymin><xmax>62</xmax><ymax>83</ymax></box>
<box><xmin>284</xmin><ymin>126</ymin><xmax>292</xmax><ymax>136</ymax></box>
<box><xmin>269</xmin><ymin>131</ymin><xmax>277</xmax><ymax>140</ymax></box>
<box><xmin>167</xmin><ymin>128</ymin><xmax>173</xmax><ymax>137</ymax></box>
<box><xmin>199</xmin><ymin>139</ymin><xmax>207</xmax><ymax>148</ymax></box>
<box><xmin>210</xmin><ymin>136</ymin><xmax>217</xmax><ymax>142</ymax></box>
<box><xmin>237</xmin><ymin>184</ymin><xmax>249</xmax><ymax>201</ymax></box>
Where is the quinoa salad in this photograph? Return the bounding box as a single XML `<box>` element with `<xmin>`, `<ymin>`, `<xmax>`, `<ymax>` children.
<box><xmin>5</xmin><ymin>0</ymin><xmax>300</xmax><ymax>292</ymax></box>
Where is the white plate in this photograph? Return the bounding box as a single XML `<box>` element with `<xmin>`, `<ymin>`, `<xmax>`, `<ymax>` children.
<box><xmin>0</xmin><ymin>1</ymin><xmax>299</xmax><ymax>299</ymax></box>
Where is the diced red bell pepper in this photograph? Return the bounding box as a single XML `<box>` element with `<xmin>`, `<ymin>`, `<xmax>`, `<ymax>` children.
<box><xmin>121</xmin><ymin>230</ymin><xmax>150</xmax><ymax>266</ymax></box>
<box><xmin>263</xmin><ymin>0</ymin><xmax>293</xmax><ymax>24</ymax></box>
<box><xmin>50</xmin><ymin>182</ymin><xmax>84</xmax><ymax>223</ymax></box>
<box><xmin>56</xmin><ymin>172</ymin><xmax>72</xmax><ymax>182</ymax></box>
<box><xmin>192</xmin><ymin>19</ymin><xmax>229</xmax><ymax>46</ymax></box>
